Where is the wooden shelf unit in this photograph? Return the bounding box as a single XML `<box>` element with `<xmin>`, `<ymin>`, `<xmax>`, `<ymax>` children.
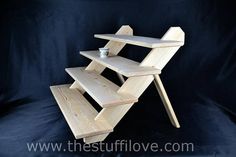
<box><xmin>50</xmin><ymin>25</ymin><xmax>185</xmax><ymax>144</ymax></box>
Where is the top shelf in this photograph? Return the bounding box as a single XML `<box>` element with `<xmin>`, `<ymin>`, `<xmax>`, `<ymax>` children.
<box><xmin>94</xmin><ymin>34</ymin><xmax>184</xmax><ymax>48</ymax></box>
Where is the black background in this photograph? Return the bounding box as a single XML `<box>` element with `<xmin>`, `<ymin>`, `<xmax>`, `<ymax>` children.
<box><xmin>0</xmin><ymin>0</ymin><xmax>235</xmax><ymax>156</ymax></box>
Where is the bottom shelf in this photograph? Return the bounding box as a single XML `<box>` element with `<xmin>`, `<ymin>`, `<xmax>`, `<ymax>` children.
<box><xmin>50</xmin><ymin>84</ymin><xmax>113</xmax><ymax>139</ymax></box>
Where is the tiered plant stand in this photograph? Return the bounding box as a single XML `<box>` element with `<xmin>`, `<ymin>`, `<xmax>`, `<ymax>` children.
<box><xmin>50</xmin><ymin>25</ymin><xmax>185</xmax><ymax>144</ymax></box>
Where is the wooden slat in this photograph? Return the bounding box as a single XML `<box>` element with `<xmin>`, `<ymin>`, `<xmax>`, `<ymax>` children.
<box><xmin>50</xmin><ymin>84</ymin><xmax>113</xmax><ymax>139</ymax></box>
<box><xmin>65</xmin><ymin>67</ymin><xmax>138</xmax><ymax>108</ymax></box>
<box><xmin>94</xmin><ymin>34</ymin><xmax>184</xmax><ymax>48</ymax></box>
<box><xmin>80</xmin><ymin>51</ymin><xmax>161</xmax><ymax>77</ymax></box>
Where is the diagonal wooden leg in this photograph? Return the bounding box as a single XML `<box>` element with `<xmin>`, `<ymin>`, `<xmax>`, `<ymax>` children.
<box><xmin>70</xmin><ymin>81</ymin><xmax>85</xmax><ymax>94</ymax></box>
<box><xmin>116</xmin><ymin>73</ymin><xmax>125</xmax><ymax>84</ymax></box>
<box><xmin>153</xmin><ymin>74</ymin><xmax>180</xmax><ymax>128</ymax></box>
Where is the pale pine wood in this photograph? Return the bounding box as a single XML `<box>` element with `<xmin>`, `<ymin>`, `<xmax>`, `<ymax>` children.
<box><xmin>94</xmin><ymin>34</ymin><xmax>184</xmax><ymax>48</ymax></box>
<box><xmin>80</xmin><ymin>50</ymin><xmax>161</xmax><ymax>77</ymax></box>
<box><xmin>50</xmin><ymin>26</ymin><xmax>184</xmax><ymax>143</ymax></box>
<box><xmin>86</xmin><ymin>25</ymin><xmax>133</xmax><ymax>72</ymax></box>
<box><xmin>50</xmin><ymin>84</ymin><xmax>113</xmax><ymax>139</ymax></box>
<box><xmin>140</xmin><ymin>27</ymin><xmax>185</xmax><ymax>70</ymax></box>
<box><xmin>154</xmin><ymin>75</ymin><xmax>180</xmax><ymax>128</ymax></box>
<box><xmin>65</xmin><ymin>67</ymin><xmax>138</xmax><ymax>108</ymax></box>
<box><xmin>83</xmin><ymin>27</ymin><xmax>184</xmax><ymax>143</ymax></box>
<box><xmin>85</xmin><ymin>75</ymin><xmax>155</xmax><ymax>143</ymax></box>
<box><xmin>82</xmin><ymin>25</ymin><xmax>133</xmax><ymax>143</ymax></box>
<box><xmin>70</xmin><ymin>81</ymin><xmax>85</xmax><ymax>94</ymax></box>
<box><xmin>71</xmin><ymin>26</ymin><xmax>132</xmax><ymax>97</ymax></box>
<box><xmin>141</xmin><ymin>27</ymin><xmax>183</xmax><ymax>128</ymax></box>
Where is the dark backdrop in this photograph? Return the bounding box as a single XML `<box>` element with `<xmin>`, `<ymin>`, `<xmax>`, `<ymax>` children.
<box><xmin>0</xmin><ymin>0</ymin><xmax>235</xmax><ymax>156</ymax></box>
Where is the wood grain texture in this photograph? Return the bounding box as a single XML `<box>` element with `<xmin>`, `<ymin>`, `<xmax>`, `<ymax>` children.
<box><xmin>86</xmin><ymin>75</ymin><xmax>155</xmax><ymax>143</ymax></box>
<box><xmin>81</xmin><ymin>50</ymin><xmax>161</xmax><ymax>77</ymax></box>
<box><xmin>50</xmin><ymin>26</ymin><xmax>184</xmax><ymax>143</ymax></box>
<box><xmin>84</xmin><ymin>76</ymin><xmax>155</xmax><ymax>143</ymax></box>
<box><xmin>94</xmin><ymin>34</ymin><xmax>184</xmax><ymax>48</ymax></box>
<box><xmin>86</xmin><ymin>25</ymin><xmax>133</xmax><ymax>72</ymax></box>
<box><xmin>140</xmin><ymin>27</ymin><xmax>185</xmax><ymax>70</ymax></box>
<box><xmin>50</xmin><ymin>84</ymin><xmax>113</xmax><ymax>139</ymax></box>
<box><xmin>70</xmin><ymin>81</ymin><xmax>85</xmax><ymax>94</ymax></box>
<box><xmin>82</xmin><ymin>25</ymin><xmax>133</xmax><ymax>143</ymax></box>
<box><xmin>84</xmin><ymin>27</ymin><xmax>184</xmax><ymax>143</ymax></box>
<box><xmin>66</xmin><ymin>67</ymin><xmax>138</xmax><ymax>107</ymax></box>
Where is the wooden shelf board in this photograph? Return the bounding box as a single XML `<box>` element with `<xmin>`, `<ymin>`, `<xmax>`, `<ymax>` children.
<box><xmin>65</xmin><ymin>67</ymin><xmax>138</xmax><ymax>108</ymax></box>
<box><xmin>50</xmin><ymin>84</ymin><xmax>113</xmax><ymax>139</ymax></box>
<box><xmin>80</xmin><ymin>50</ymin><xmax>161</xmax><ymax>77</ymax></box>
<box><xmin>94</xmin><ymin>34</ymin><xmax>184</xmax><ymax>48</ymax></box>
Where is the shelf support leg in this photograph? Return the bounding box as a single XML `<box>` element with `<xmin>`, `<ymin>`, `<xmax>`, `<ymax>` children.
<box><xmin>153</xmin><ymin>74</ymin><xmax>180</xmax><ymax>128</ymax></box>
<box><xmin>116</xmin><ymin>73</ymin><xmax>125</xmax><ymax>84</ymax></box>
<box><xmin>70</xmin><ymin>81</ymin><xmax>85</xmax><ymax>94</ymax></box>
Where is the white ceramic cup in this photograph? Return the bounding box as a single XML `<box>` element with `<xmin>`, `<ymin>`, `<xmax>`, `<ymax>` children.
<box><xmin>99</xmin><ymin>47</ymin><xmax>109</xmax><ymax>58</ymax></box>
